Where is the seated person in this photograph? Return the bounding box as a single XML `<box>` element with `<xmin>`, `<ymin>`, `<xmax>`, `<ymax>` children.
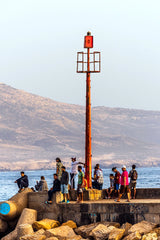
<box><xmin>46</xmin><ymin>173</ymin><xmax>61</xmax><ymax>204</ymax></box>
<box><xmin>106</xmin><ymin>174</ymin><xmax>114</xmax><ymax>199</ymax></box>
<box><xmin>35</xmin><ymin>176</ymin><xmax>48</xmax><ymax>192</ymax></box>
<box><xmin>14</xmin><ymin>171</ymin><xmax>29</xmax><ymax>193</ymax></box>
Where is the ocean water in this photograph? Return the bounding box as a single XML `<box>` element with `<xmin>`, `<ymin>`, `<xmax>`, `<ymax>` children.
<box><xmin>0</xmin><ymin>167</ymin><xmax>159</xmax><ymax>201</ymax></box>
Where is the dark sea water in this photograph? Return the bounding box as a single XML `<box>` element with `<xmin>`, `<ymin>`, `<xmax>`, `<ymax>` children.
<box><xmin>0</xmin><ymin>167</ymin><xmax>159</xmax><ymax>201</ymax></box>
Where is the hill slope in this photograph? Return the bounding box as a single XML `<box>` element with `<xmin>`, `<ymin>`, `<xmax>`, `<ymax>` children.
<box><xmin>0</xmin><ymin>83</ymin><xmax>160</xmax><ymax>170</ymax></box>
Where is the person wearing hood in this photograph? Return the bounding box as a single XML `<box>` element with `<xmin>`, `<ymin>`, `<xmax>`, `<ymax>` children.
<box><xmin>35</xmin><ymin>176</ymin><xmax>48</xmax><ymax>192</ymax></box>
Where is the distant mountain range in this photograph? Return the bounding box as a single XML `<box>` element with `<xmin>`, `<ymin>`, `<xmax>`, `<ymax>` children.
<box><xmin>0</xmin><ymin>83</ymin><xmax>160</xmax><ymax>171</ymax></box>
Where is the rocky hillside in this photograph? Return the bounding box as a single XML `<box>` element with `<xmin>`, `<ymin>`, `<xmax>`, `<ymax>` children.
<box><xmin>0</xmin><ymin>83</ymin><xmax>160</xmax><ymax>170</ymax></box>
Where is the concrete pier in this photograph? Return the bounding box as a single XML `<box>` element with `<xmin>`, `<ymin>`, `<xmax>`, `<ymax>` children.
<box><xmin>28</xmin><ymin>189</ymin><xmax>160</xmax><ymax>226</ymax></box>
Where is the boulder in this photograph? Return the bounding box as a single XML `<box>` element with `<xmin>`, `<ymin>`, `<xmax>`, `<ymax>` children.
<box><xmin>128</xmin><ymin>221</ymin><xmax>157</xmax><ymax>235</ymax></box>
<box><xmin>34</xmin><ymin>229</ymin><xmax>46</xmax><ymax>235</ymax></box>
<box><xmin>142</xmin><ymin>232</ymin><xmax>157</xmax><ymax>240</ymax></box>
<box><xmin>19</xmin><ymin>229</ymin><xmax>46</xmax><ymax>240</ymax></box>
<box><xmin>152</xmin><ymin>228</ymin><xmax>160</xmax><ymax>236</ymax></box>
<box><xmin>45</xmin><ymin>226</ymin><xmax>76</xmax><ymax>239</ymax></box>
<box><xmin>107</xmin><ymin>222</ymin><xmax>120</xmax><ymax>228</ymax></box>
<box><xmin>17</xmin><ymin>223</ymin><xmax>34</xmax><ymax>239</ymax></box>
<box><xmin>45</xmin><ymin>238</ymin><xmax>58</xmax><ymax>240</ymax></box>
<box><xmin>62</xmin><ymin>220</ymin><xmax>77</xmax><ymax>229</ymax></box>
<box><xmin>108</xmin><ymin>228</ymin><xmax>125</xmax><ymax>240</ymax></box>
<box><xmin>123</xmin><ymin>231</ymin><xmax>141</xmax><ymax>240</ymax></box>
<box><xmin>75</xmin><ymin>223</ymin><xmax>100</xmax><ymax>238</ymax></box>
<box><xmin>65</xmin><ymin>236</ymin><xmax>82</xmax><ymax>240</ymax></box>
<box><xmin>33</xmin><ymin>219</ymin><xmax>60</xmax><ymax>230</ymax></box>
<box><xmin>20</xmin><ymin>234</ymin><xmax>46</xmax><ymax>240</ymax></box>
<box><xmin>121</xmin><ymin>222</ymin><xmax>132</xmax><ymax>237</ymax></box>
<box><xmin>0</xmin><ymin>218</ymin><xmax>8</xmax><ymax>233</ymax></box>
<box><xmin>89</xmin><ymin>224</ymin><xmax>116</xmax><ymax>240</ymax></box>
<box><xmin>75</xmin><ymin>221</ymin><xmax>119</xmax><ymax>239</ymax></box>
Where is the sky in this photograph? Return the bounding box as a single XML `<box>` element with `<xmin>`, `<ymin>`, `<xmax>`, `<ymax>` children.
<box><xmin>0</xmin><ymin>0</ymin><xmax>160</xmax><ymax>111</ymax></box>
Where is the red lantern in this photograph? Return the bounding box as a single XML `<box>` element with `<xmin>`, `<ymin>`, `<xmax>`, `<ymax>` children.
<box><xmin>84</xmin><ymin>35</ymin><xmax>93</xmax><ymax>48</ymax></box>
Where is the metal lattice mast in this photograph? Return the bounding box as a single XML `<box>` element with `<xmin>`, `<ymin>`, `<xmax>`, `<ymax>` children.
<box><xmin>77</xmin><ymin>32</ymin><xmax>101</xmax><ymax>188</ymax></box>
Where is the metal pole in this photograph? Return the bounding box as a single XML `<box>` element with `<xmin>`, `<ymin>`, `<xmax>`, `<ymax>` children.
<box><xmin>85</xmin><ymin>47</ymin><xmax>92</xmax><ymax>188</ymax></box>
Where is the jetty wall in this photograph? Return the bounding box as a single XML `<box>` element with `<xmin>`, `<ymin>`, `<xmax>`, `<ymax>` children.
<box><xmin>28</xmin><ymin>188</ymin><xmax>160</xmax><ymax>226</ymax></box>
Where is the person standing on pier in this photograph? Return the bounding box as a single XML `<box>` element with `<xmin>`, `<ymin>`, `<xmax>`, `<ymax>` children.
<box><xmin>60</xmin><ymin>166</ymin><xmax>70</xmax><ymax>203</ymax></box>
<box><xmin>115</xmin><ymin>165</ymin><xmax>130</xmax><ymax>202</ymax></box>
<box><xmin>77</xmin><ymin>165</ymin><xmax>84</xmax><ymax>203</ymax></box>
<box><xmin>112</xmin><ymin>167</ymin><xmax>121</xmax><ymax>196</ymax></box>
<box><xmin>129</xmin><ymin>164</ymin><xmax>138</xmax><ymax>199</ymax></box>
<box><xmin>56</xmin><ymin>157</ymin><xmax>63</xmax><ymax>180</ymax></box>
<box><xmin>96</xmin><ymin>164</ymin><xmax>104</xmax><ymax>190</ymax></box>
<box><xmin>14</xmin><ymin>171</ymin><xmax>29</xmax><ymax>193</ymax></box>
<box><xmin>70</xmin><ymin>157</ymin><xmax>84</xmax><ymax>190</ymax></box>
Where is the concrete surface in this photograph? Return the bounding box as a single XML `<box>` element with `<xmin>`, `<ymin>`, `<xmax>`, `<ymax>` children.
<box><xmin>27</xmin><ymin>190</ymin><xmax>160</xmax><ymax>226</ymax></box>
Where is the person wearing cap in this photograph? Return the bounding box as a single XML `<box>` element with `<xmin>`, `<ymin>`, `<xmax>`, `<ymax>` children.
<box><xmin>70</xmin><ymin>157</ymin><xmax>84</xmax><ymax>190</ymax></box>
<box><xmin>115</xmin><ymin>165</ymin><xmax>130</xmax><ymax>202</ymax></box>
<box><xmin>56</xmin><ymin>157</ymin><xmax>63</xmax><ymax>180</ymax></box>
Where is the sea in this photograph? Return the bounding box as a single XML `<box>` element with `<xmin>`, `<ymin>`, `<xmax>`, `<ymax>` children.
<box><xmin>0</xmin><ymin>167</ymin><xmax>159</xmax><ymax>202</ymax></box>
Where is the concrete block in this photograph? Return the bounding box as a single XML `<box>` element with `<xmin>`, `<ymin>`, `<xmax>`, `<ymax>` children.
<box><xmin>17</xmin><ymin>208</ymin><xmax>37</xmax><ymax>226</ymax></box>
<box><xmin>0</xmin><ymin>188</ymin><xmax>33</xmax><ymax>221</ymax></box>
<box><xmin>1</xmin><ymin>229</ymin><xmax>17</xmax><ymax>240</ymax></box>
<box><xmin>1</xmin><ymin>208</ymin><xmax>37</xmax><ymax>240</ymax></box>
<box><xmin>17</xmin><ymin>223</ymin><xmax>34</xmax><ymax>239</ymax></box>
<box><xmin>0</xmin><ymin>219</ymin><xmax>8</xmax><ymax>233</ymax></box>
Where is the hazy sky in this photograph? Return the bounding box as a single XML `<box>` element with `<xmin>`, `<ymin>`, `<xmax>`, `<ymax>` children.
<box><xmin>0</xmin><ymin>0</ymin><xmax>160</xmax><ymax>110</ymax></box>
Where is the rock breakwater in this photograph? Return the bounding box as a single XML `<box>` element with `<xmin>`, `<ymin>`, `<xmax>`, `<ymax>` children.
<box><xmin>2</xmin><ymin>217</ymin><xmax>160</xmax><ymax>240</ymax></box>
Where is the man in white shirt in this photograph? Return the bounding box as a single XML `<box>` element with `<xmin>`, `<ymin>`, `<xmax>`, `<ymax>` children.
<box><xmin>96</xmin><ymin>164</ymin><xmax>104</xmax><ymax>190</ymax></box>
<box><xmin>70</xmin><ymin>157</ymin><xmax>84</xmax><ymax>190</ymax></box>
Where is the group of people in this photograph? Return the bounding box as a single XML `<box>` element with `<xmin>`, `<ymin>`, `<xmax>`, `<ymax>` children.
<box><xmin>14</xmin><ymin>157</ymin><xmax>86</xmax><ymax>203</ymax></box>
<box><xmin>106</xmin><ymin>164</ymin><xmax>138</xmax><ymax>202</ymax></box>
<box><xmin>55</xmin><ymin>157</ymin><xmax>86</xmax><ymax>203</ymax></box>
<box><xmin>14</xmin><ymin>159</ymin><xmax>138</xmax><ymax>204</ymax></box>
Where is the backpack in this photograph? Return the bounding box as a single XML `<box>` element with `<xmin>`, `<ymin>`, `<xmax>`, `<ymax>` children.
<box><xmin>131</xmin><ymin>170</ymin><xmax>137</xmax><ymax>180</ymax></box>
